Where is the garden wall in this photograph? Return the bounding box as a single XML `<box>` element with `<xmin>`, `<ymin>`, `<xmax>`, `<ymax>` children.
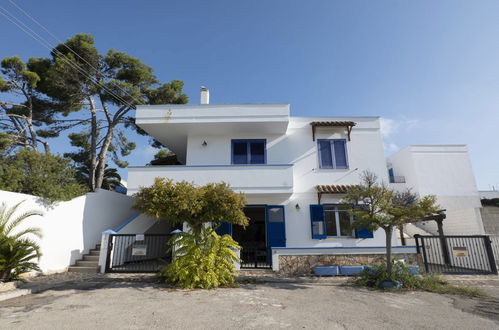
<box><xmin>272</xmin><ymin>247</ymin><xmax>420</xmax><ymax>275</ymax></box>
<box><xmin>0</xmin><ymin>189</ymin><xmax>139</xmax><ymax>273</ymax></box>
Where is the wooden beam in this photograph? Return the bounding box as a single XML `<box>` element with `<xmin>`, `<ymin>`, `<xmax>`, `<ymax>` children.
<box><xmin>346</xmin><ymin>125</ymin><xmax>353</xmax><ymax>141</ymax></box>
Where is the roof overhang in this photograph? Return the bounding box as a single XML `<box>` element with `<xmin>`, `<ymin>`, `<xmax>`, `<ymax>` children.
<box><xmin>135</xmin><ymin>104</ymin><xmax>290</xmax><ymax>163</ymax></box>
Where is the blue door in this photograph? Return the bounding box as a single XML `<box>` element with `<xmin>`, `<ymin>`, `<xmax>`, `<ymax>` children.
<box><xmin>266</xmin><ymin>205</ymin><xmax>286</xmax><ymax>263</ymax></box>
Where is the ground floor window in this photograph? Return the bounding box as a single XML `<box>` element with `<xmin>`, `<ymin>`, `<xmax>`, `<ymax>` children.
<box><xmin>324</xmin><ymin>205</ymin><xmax>354</xmax><ymax>237</ymax></box>
<box><xmin>310</xmin><ymin>204</ymin><xmax>373</xmax><ymax>239</ymax></box>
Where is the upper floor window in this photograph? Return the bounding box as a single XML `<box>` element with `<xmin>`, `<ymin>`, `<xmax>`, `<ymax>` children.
<box><xmin>231</xmin><ymin>139</ymin><xmax>266</xmax><ymax>164</ymax></box>
<box><xmin>317</xmin><ymin>139</ymin><xmax>348</xmax><ymax>169</ymax></box>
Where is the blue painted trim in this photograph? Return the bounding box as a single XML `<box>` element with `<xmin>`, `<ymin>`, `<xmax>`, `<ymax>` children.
<box><xmin>129</xmin><ymin>164</ymin><xmax>292</xmax><ymax>168</ymax></box>
<box><xmin>113</xmin><ymin>213</ymin><xmax>141</xmax><ymax>232</ymax></box>
<box><xmin>231</xmin><ymin>139</ymin><xmax>267</xmax><ymax>165</ymax></box>
<box><xmin>272</xmin><ymin>246</ymin><xmax>417</xmax><ymax>250</ymax></box>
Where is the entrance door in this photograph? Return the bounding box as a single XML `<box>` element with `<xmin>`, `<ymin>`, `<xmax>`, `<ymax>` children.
<box><xmin>230</xmin><ymin>205</ymin><xmax>286</xmax><ymax>268</ymax></box>
<box><xmin>266</xmin><ymin>205</ymin><xmax>286</xmax><ymax>263</ymax></box>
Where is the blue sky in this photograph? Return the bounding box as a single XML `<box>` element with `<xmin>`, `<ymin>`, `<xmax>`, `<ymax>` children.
<box><xmin>1</xmin><ymin>0</ymin><xmax>498</xmax><ymax>189</ymax></box>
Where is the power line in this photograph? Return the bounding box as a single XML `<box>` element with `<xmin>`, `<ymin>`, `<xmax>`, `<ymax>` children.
<box><xmin>0</xmin><ymin>5</ymin><xmax>136</xmax><ymax>110</ymax></box>
<box><xmin>7</xmin><ymin>0</ymin><xmax>144</xmax><ymax>106</ymax></box>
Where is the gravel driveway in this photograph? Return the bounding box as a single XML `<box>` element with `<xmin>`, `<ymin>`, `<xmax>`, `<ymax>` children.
<box><xmin>0</xmin><ymin>275</ymin><xmax>498</xmax><ymax>330</ymax></box>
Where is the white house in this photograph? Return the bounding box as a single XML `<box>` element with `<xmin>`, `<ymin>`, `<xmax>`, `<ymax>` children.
<box><xmin>126</xmin><ymin>88</ymin><xmax>420</xmax><ymax>273</ymax></box>
<box><xmin>1</xmin><ymin>87</ymin><xmax>487</xmax><ymax>275</ymax></box>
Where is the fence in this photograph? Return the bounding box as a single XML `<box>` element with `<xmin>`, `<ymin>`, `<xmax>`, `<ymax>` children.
<box><xmin>415</xmin><ymin>235</ymin><xmax>498</xmax><ymax>275</ymax></box>
<box><xmin>105</xmin><ymin>234</ymin><xmax>171</xmax><ymax>273</ymax></box>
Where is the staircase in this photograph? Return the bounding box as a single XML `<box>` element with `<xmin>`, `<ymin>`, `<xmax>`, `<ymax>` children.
<box><xmin>68</xmin><ymin>244</ymin><xmax>101</xmax><ymax>273</ymax></box>
<box><xmin>400</xmin><ymin>223</ymin><xmax>433</xmax><ymax>245</ymax></box>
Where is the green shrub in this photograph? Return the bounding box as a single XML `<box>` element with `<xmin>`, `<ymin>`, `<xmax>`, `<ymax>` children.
<box><xmin>354</xmin><ymin>263</ymin><xmax>487</xmax><ymax>298</ymax></box>
<box><xmin>160</xmin><ymin>227</ymin><xmax>241</xmax><ymax>289</ymax></box>
<box><xmin>0</xmin><ymin>201</ymin><xmax>42</xmax><ymax>282</ymax></box>
<box><xmin>354</xmin><ymin>263</ymin><xmax>419</xmax><ymax>289</ymax></box>
<box><xmin>0</xmin><ymin>237</ymin><xmax>41</xmax><ymax>281</ymax></box>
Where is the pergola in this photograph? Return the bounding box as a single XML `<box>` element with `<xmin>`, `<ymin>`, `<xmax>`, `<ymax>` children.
<box><xmin>310</xmin><ymin>121</ymin><xmax>356</xmax><ymax>141</ymax></box>
<box><xmin>315</xmin><ymin>184</ymin><xmax>357</xmax><ymax>204</ymax></box>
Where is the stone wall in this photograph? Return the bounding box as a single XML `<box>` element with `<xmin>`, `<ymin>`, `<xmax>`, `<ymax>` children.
<box><xmin>481</xmin><ymin>206</ymin><xmax>499</xmax><ymax>234</ymax></box>
<box><xmin>278</xmin><ymin>253</ymin><xmax>421</xmax><ymax>275</ymax></box>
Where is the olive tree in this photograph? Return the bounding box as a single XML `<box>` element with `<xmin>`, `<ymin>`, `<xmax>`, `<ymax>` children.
<box><xmin>343</xmin><ymin>171</ymin><xmax>438</xmax><ymax>275</ymax></box>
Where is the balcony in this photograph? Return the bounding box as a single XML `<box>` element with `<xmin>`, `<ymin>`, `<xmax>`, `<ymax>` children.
<box><xmin>127</xmin><ymin>164</ymin><xmax>294</xmax><ymax>199</ymax></box>
<box><xmin>134</xmin><ymin>104</ymin><xmax>290</xmax><ymax>163</ymax></box>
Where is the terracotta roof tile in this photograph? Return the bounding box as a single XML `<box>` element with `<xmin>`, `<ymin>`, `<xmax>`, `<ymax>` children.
<box><xmin>310</xmin><ymin>121</ymin><xmax>356</xmax><ymax>127</ymax></box>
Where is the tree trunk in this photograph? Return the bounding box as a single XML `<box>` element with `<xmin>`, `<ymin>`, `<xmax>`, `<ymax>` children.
<box><xmin>94</xmin><ymin>124</ymin><xmax>115</xmax><ymax>189</ymax></box>
<box><xmin>384</xmin><ymin>227</ymin><xmax>393</xmax><ymax>276</ymax></box>
<box><xmin>398</xmin><ymin>225</ymin><xmax>406</xmax><ymax>246</ymax></box>
<box><xmin>88</xmin><ymin>97</ymin><xmax>98</xmax><ymax>191</ymax></box>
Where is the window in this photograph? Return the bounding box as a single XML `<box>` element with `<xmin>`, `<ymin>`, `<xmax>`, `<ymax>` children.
<box><xmin>231</xmin><ymin>139</ymin><xmax>266</xmax><ymax>164</ymax></box>
<box><xmin>310</xmin><ymin>204</ymin><xmax>372</xmax><ymax>239</ymax></box>
<box><xmin>317</xmin><ymin>139</ymin><xmax>348</xmax><ymax>169</ymax></box>
<box><xmin>324</xmin><ymin>205</ymin><xmax>353</xmax><ymax>237</ymax></box>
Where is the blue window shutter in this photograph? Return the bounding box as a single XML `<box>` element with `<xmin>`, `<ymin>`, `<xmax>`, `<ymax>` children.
<box><xmin>333</xmin><ymin>140</ymin><xmax>348</xmax><ymax>168</ymax></box>
<box><xmin>215</xmin><ymin>222</ymin><xmax>232</xmax><ymax>236</ymax></box>
<box><xmin>355</xmin><ymin>227</ymin><xmax>373</xmax><ymax>239</ymax></box>
<box><xmin>310</xmin><ymin>204</ymin><xmax>327</xmax><ymax>239</ymax></box>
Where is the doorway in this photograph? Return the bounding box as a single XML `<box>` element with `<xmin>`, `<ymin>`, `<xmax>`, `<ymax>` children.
<box><xmin>233</xmin><ymin>206</ymin><xmax>269</xmax><ymax>268</ymax></box>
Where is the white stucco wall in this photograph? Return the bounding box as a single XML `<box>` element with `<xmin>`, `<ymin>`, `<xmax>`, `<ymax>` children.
<box><xmin>129</xmin><ymin>115</ymin><xmax>394</xmax><ymax>248</ymax></box>
<box><xmin>388</xmin><ymin>145</ymin><xmax>484</xmax><ymax>235</ymax></box>
<box><xmin>0</xmin><ymin>189</ymin><xmax>138</xmax><ymax>273</ymax></box>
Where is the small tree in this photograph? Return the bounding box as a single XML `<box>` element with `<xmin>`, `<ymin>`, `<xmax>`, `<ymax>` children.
<box><xmin>133</xmin><ymin>178</ymin><xmax>248</xmax><ymax>288</ymax></box>
<box><xmin>0</xmin><ymin>149</ymin><xmax>88</xmax><ymax>202</ymax></box>
<box><xmin>343</xmin><ymin>171</ymin><xmax>438</xmax><ymax>276</ymax></box>
<box><xmin>133</xmin><ymin>178</ymin><xmax>248</xmax><ymax>235</ymax></box>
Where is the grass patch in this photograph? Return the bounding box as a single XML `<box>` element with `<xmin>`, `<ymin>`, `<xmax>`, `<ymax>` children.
<box><xmin>417</xmin><ymin>274</ymin><xmax>488</xmax><ymax>298</ymax></box>
<box><xmin>353</xmin><ymin>263</ymin><xmax>488</xmax><ymax>298</ymax></box>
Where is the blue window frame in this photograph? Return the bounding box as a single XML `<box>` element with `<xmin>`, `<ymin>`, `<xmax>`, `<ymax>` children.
<box><xmin>231</xmin><ymin>139</ymin><xmax>266</xmax><ymax>164</ymax></box>
<box><xmin>317</xmin><ymin>139</ymin><xmax>348</xmax><ymax>169</ymax></box>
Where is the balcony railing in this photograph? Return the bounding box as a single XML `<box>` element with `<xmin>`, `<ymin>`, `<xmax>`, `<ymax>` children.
<box><xmin>389</xmin><ymin>175</ymin><xmax>406</xmax><ymax>183</ymax></box>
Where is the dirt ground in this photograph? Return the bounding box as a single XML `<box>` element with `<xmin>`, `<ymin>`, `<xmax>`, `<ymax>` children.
<box><xmin>0</xmin><ymin>275</ymin><xmax>498</xmax><ymax>330</ymax></box>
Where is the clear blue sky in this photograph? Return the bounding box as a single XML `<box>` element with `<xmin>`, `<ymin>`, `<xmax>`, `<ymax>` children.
<box><xmin>1</xmin><ymin>0</ymin><xmax>498</xmax><ymax>189</ymax></box>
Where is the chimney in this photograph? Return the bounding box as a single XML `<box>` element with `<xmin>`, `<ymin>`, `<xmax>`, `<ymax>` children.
<box><xmin>200</xmin><ymin>86</ymin><xmax>209</xmax><ymax>104</ymax></box>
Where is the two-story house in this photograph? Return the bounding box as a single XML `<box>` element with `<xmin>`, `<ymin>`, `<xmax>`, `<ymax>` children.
<box><xmin>126</xmin><ymin>87</ymin><xmax>417</xmax><ymax>273</ymax></box>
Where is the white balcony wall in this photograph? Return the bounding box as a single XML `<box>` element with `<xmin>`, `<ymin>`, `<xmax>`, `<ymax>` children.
<box><xmin>127</xmin><ymin>164</ymin><xmax>293</xmax><ymax>196</ymax></box>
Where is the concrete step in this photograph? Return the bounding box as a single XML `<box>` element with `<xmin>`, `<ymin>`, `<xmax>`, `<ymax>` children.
<box><xmin>83</xmin><ymin>255</ymin><xmax>100</xmax><ymax>261</ymax></box>
<box><xmin>68</xmin><ymin>266</ymin><xmax>99</xmax><ymax>273</ymax></box>
<box><xmin>76</xmin><ymin>260</ymin><xmax>99</xmax><ymax>267</ymax></box>
<box><xmin>238</xmin><ymin>269</ymin><xmax>275</xmax><ymax>276</ymax></box>
<box><xmin>89</xmin><ymin>249</ymin><xmax>100</xmax><ymax>256</ymax></box>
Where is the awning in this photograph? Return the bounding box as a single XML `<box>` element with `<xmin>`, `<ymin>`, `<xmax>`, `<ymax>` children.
<box><xmin>316</xmin><ymin>184</ymin><xmax>357</xmax><ymax>204</ymax></box>
<box><xmin>310</xmin><ymin>121</ymin><xmax>356</xmax><ymax>141</ymax></box>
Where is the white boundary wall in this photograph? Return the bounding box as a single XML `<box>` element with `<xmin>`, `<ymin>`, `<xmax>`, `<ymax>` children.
<box><xmin>0</xmin><ymin>189</ymin><xmax>138</xmax><ymax>273</ymax></box>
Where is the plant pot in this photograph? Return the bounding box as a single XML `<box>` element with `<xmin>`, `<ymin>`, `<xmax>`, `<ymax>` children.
<box><xmin>379</xmin><ymin>281</ymin><xmax>403</xmax><ymax>290</ymax></box>
<box><xmin>408</xmin><ymin>266</ymin><xmax>419</xmax><ymax>275</ymax></box>
<box><xmin>339</xmin><ymin>266</ymin><xmax>364</xmax><ymax>276</ymax></box>
<box><xmin>312</xmin><ymin>265</ymin><xmax>339</xmax><ymax>276</ymax></box>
